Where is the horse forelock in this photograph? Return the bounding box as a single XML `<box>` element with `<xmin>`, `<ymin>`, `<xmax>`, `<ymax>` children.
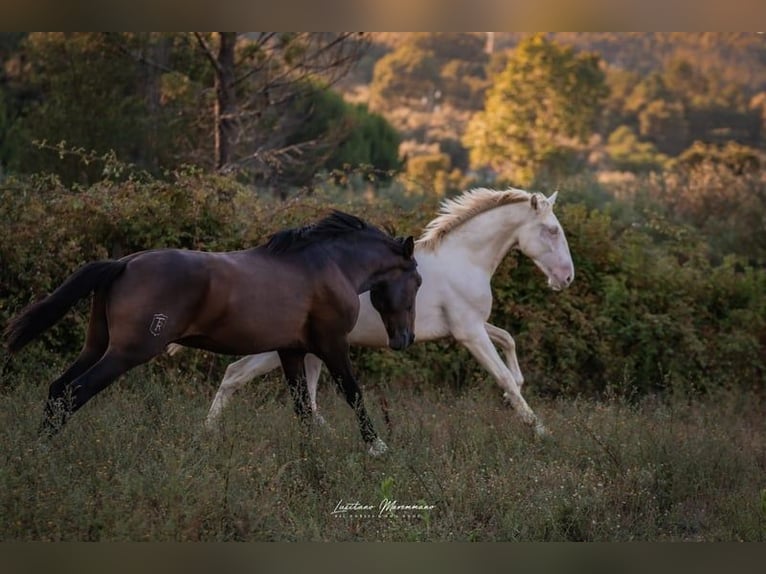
<box><xmin>416</xmin><ymin>187</ymin><xmax>532</xmax><ymax>251</ymax></box>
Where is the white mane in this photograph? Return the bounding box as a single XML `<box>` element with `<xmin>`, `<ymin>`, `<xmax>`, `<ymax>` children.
<box><xmin>416</xmin><ymin>187</ymin><xmax>534</xmax><ymax>251</ymax></box>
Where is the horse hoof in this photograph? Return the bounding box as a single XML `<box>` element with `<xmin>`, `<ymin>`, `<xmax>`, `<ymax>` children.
<box><xmin>368</xmin><ymin>438</ymin><xmax>388</xmax><ymax>457</ymax></box>
<box><xmin>313</xmin><ymin>413</ymin><xmax>327</xmax><ymax>427</ymax></box>
<box><xmin>534</xmin><ymin>421</ymin><xmax>551</xmax><ymax>438</ymax></box>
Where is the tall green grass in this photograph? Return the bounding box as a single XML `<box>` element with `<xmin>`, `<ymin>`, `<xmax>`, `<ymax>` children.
<box><xmin>1</xmin><ymin>359</ymin><xmax>763</xmax><ymax>541</ymax></box>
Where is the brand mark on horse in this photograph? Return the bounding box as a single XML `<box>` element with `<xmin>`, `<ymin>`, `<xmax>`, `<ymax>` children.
<box><xmin>149</xmin><ymin>313</ymin><xmax>168</xmax><ymax>336</ymax></box>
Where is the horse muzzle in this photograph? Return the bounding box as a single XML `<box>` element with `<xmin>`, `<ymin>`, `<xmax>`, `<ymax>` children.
<box><xmin>388</xmin><ymin>330</ymin><xmax>415</xmax><ymax>350</ymax></box>
<box><xmin>548</xmin><ymin>266</ymin><xmax>574</xmax><ymax>291</ymax></box>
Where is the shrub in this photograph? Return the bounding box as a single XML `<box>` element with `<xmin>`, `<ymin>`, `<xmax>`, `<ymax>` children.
<box><xmin>1</xmin><ymin>168</ymin><xmax>764</xmax><ymax>401</ymax></box>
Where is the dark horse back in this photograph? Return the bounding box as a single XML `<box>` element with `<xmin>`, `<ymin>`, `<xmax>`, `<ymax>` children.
<box><xmin>5</xmin><ymin>260</ymin><xmax>127</xmax><ymax>353</ymax></box>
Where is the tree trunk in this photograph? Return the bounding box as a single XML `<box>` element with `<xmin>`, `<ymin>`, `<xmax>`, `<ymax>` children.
<box><xmin>143</xmin><ymin>33</ymin><xmax>171</xmax><ymax>172</ymax></box>
<box><xmin>214</xmin><ymin>32</ymin><xmax>237</xmax><ymax>170</ymax></box>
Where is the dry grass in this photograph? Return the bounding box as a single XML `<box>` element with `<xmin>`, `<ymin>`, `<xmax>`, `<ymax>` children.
<box><xmin>0</xmin><ymin>358</ymin><xmax>763</xmax><ymax>541</ymax></box>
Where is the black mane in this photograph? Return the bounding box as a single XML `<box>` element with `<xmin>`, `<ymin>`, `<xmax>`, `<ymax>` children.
<box><xmin>265</xmin><ymin>210</ymin><xmax>387</xmax><ymax>255</ymax></box>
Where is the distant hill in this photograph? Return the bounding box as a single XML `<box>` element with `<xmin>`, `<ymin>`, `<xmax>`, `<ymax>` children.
<box><xmin>336</xmin><ymin>32</ymin><xmax>765</xmax><ymax>173</ymax></box>
<box><xmin>343</xmin><ymin>32</ymin><xmax>766</xmax><ymax>96</ymax></box>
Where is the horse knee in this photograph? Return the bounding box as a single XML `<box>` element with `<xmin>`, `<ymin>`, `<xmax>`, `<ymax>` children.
<box><xmin>218</xmin><ymin>374</ymin><xmax>240</xmax><ymax>391</ymax></box>
<box><xmin>221</xmin><ymin>366</ymin><xmax>251</xmax><ymax>389</ymax></box>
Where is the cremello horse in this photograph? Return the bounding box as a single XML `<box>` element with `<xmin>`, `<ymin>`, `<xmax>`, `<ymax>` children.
<box><xmin>202</xmin><ymin>188</ymin><xmax>574</xmax><ymax>435</ymax></box>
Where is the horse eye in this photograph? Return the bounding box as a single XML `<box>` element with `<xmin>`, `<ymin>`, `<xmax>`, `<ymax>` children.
<box><xmin>547</xmin><ymin>225</ymin><xmax>559</xmax><ymax>236</ymax></box>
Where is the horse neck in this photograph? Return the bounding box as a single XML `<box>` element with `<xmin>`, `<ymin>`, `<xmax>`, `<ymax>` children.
<box><xmin>327</xmin><ymin>239</ymin><xmax>399</xmax><ymax>293</ymax></box>
<box><xmin>435</xmin><ymin>202</ymin><xmax>530</xmax><ymax>275</ymax></box>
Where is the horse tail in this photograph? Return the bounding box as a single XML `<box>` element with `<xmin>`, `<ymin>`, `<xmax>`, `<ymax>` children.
<box><xmin>4</xmin><ymin>260</ymin><xmax>127</xmax><ymax>353</ymax></box>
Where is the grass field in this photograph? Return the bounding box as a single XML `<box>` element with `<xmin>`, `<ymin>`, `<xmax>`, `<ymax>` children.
<box><xmin>1</xmin><ymin>357</ymin><xmax>764</xmax><ymax>541</ymax></box>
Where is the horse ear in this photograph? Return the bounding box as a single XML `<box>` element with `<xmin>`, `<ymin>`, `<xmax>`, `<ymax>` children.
<box><xmin>530</xmin><ymin>194</ymin><xmax>539</xmax><ymax>211</ymax></box>
<box><xmin>548</xmin><ymin>190</ymin><xmax>558</xmax><ymax>205</ymax></box>
<box><xmin>403</xmin><ymin>236</ymin><xmax>415</xmax><ymax>259</ymax></box>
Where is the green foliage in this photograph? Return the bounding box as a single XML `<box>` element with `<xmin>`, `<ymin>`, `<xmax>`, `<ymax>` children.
<box><xmin>404</xmin><ymin>152</ymin><xmax>457</xmax><ymax>196</ymax></box>
<box><xmin>369</xmin><ymin>33</ymin><xmax>488</xmax><ymax>112</ymax></box>
<box><xmin>638</xmin><ymin>100</ymin><xmax>689</xmax><ymax>155</ymax></box>
<box><xmin>502</xmin><ymin>192</ymin><xmax>765</xmax><ymax>397</ymax></box>
<box><xmin>1</xmin><ymin>167</ymin><xmax>765</xmax><ymax>398</ymax></box>
<box><xmin>633</xmin><ymin>160</ymin><xmax>766</xmax><ymax>263</ymax></box>
<box><xmin>601</xmin><ymin>49</ymin><xmax>763</xmax><ymax>159</ymax></box>
<box><xmin>5</xmin><ymin>33</ymin><xmax>205</xmax><ymax>184</ymax></box>
<box><xmin>276</xmin><ymin>86</ymin><xmax>401</xmax><ymax>187</ymax></box>
<box><xmin>606</xmin><ymin>126</ymin><xmax>669</xmax><ymax>172</ymax></box>
<box><xmin>463</xmin><ymin>34</ymin><xmax>608</xmax><ymax>185</ymax></box>
<box><xmin>675</xmin><ymin>140</ymin><xmax>762</xmax><ymax>175</ymax></box>
<box><xmin>0</xmin><ymin>33</ymin><xmax>373</xmax><ymax>186</ymax></box>
<box><xmin>370</xmin><ymin>46</ymin><xmax>440</xmax><ymax>111</ymax></box>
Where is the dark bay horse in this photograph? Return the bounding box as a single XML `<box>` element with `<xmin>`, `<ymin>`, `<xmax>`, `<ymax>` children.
<box><xmin>5</xmin><ymin>211</ymin><xmax>421</xmax><ymax>455</ymax></box>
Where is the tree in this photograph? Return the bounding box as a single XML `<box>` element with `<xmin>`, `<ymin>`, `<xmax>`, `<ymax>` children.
<box><xmin>370</xmin><ymin>46</ymin><xmax>440</xmax><ymax>111</ymax></box>
<box><xmin>369</xmin><ymin>33</ymin><xmax>488</xmax><ymax>112</ymax></box>
<box><xmin>463</xmin><ymin>34</ymin><xmax>608</xmax><ymax>185</ymax></box>
<box><xmin>195</xmin><ymin>32</ymin><xmax>236</xmax><ymax>170</ymax></box>
<box><xmin>601</xmin><ymin>66</ymin><xmax>642</xmax><ymax>134</ymax></box>
<box><xmin>273</xmin><ymin>85</ymin><xmax>401</xmax><ymax>187</ymax></box>
<box><xmin>605</xmin><ymin>125</ymin><xmax>668</xmax><ymax>172</ymax></box>
<box><xmin>2</xmin><ymin>33</ymin><xmax>372</xmax><ymax>186</ymax></box>
<box><xmin>174</xmin><ymin>33</ymin><xmax>371</xmax><ymax>176</ymax></box>
<box><xmin>638</xmin><ymin>99</ymin><xmax>689</xmax><ymax>155</ymax></box>
<box><xmin>676</xmin><ymin>140</ymin><xmax>761</xmax><ymax>175</ymax></box>
<box><xmin>6</xmin><ymin>33</ymin><xmax>169</xmax><ymax>183</ymax></box>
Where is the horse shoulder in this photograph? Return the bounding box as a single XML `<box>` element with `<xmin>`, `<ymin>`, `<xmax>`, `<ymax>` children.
<box><xmin>301</xmin><ymin>263</ymin><xmax>359</xmax><ymax>333</ymax></box>
<box><xmin>435</xmin><ymin>258</ymin><xmax>494</xmax><ymax>332</ymax></box>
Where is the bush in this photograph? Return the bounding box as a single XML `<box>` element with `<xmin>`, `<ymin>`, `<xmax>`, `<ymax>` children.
<box><xmin>1</xmin><ymin>168</ymin><xmax>764</xmax><ymax>401</ymax></box>
<box><xmin>404</xmin><ymin>153</ymin><xmax>459</xmax><ymax>196</ymax></box>
<box><xmin>675</xmin><ymin>141</ymin><xmax>762</xmax><ymax>175</ymax></box>
<box><xmin>605</xmin><ymin>125</ymin><xmax>669</xmax><ymax>173</ymax></box>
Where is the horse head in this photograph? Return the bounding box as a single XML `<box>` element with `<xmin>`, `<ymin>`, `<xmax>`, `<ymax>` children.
<box><xmin>516</xmin><ymin>191</ymin><xmax>574</xmax><ymax>291</ymax></box>
<box><xmin>370</xmin><ymin>236</ymin><xmax>421</xmax><ymax>350</ymax></box>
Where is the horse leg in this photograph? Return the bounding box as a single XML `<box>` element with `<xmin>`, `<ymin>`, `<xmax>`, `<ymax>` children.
<box><xmin>316</xmin><ymin>343</ymin><xmax>384</xmax><ymax>456</ymax></box>
<box><xmin>304</xmin><ymin>353</ymin><xmax>326</xmax><ymax>425</ymax></box>
<box><xmin>454</xmin><ymin>326</ymin><xmax>547</xmax><ymax>436</ymax></box>
<box><xmin>205</xmin><ymin>352</ymin><xmax>282</xmax><ymax>429</ymax></box>
<box><xmin>42</xmin><ymin>348</ymin><xmax>144</xmax><ymax>435</ymax></box>
<box><xmin>43</xmin><ymin>348</ymin><xmax>105</xmax><ymax>432</ymax></box>
<box><xmin>43</xmin><ymin>293</ymin><xmax>110</xmax><ymax>433</ymax></box>
<box><xmin>485</xmin><ymin>322</ymin><xmax>525</xmax><ymax>391</ymax></box>
<box><xmin>277</xmin><ymin>349</ymin><xmax>312</xmax><ymax>427</ymax></box>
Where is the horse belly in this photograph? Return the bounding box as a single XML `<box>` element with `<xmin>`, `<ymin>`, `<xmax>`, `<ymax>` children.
<box><xmin>198</xmin><ymin>297</ymin><xmax>309</xmax><ymax>354</ymax></box>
